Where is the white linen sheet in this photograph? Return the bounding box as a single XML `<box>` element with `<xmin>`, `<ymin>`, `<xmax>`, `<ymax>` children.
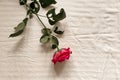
<box><xmin>0</xmin><ymin>0</ymin><xmax>120</xmax><ymax>80</ymax></box>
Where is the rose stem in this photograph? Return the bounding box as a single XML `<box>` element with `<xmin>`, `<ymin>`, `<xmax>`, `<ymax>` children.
<box><xmin>56</xmin><ymin>46</ymin><xmax>60</xmax><ymax>51</ymax></box>
<box><xmin>35</xmin><ymin>13</ymin><xmax>47</xmax><ymax>29</ymax></box>
<box><xmin>38</xmin><ymin>14</ymin><xmax>46</xmax><ymax>17</ymax></box>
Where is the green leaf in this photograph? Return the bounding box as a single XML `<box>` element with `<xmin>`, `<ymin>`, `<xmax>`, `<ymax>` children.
<box><xmin>9</xmin><ymin>30</ymin><xmax>24</xmax><ymax>37</ymax></box>
<box><xmin>54</xmin><ymin>26</ymin><xmax>64</xmax><ymax>34</ymax></box>
<box><xmin>46</xmin><ymin>8</ymin><xmax>66</xmax><ymax>25</ymax></box>
<box><xmin>30</xmin><ymin>2</ymin><xmax>40</xmax><ymax>13</ymax></box>
<box><xmin>53</xmin><ymin>8</ymin><xmax>66</xmax><ymax>21</ymax></box>
<box><xmin>19</xmin><ymin>0</ymin><xmax>27</xmax><ymax>5</ymax></box>
<box><xmin>40</xmin><ymin>35</ymin><xmax>49</xmax><ymax>43</ymax></box>
<box><xmin>9</xmin><ymin>18</ymin><xmax>28</xmax><ymax>37</ymax></box>
<box><xmin>42</xmin><ymin>28</ymin><xmax>52</xmax><ymax>35</ymax></box>
<box><xmin>23</xmin><ymin>18</ymin><xmax>28</xmax><ymax>25</ymax></box>
<box><xmin>39</xmin><ymin>0</ymin><xmax>57</xmax><ymax>8</ymax></box>
<box><xmin>50</xmin><ymin>36</ymin><xmax>59</xmax><ymax>49</ymax></box>
<box><xmin>14</xmin><ymin>22</ymin><xmax>25</xmax><ymax>32</ymax></box>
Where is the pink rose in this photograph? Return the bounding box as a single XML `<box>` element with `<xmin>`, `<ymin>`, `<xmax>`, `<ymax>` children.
<box><xmin>52</xmin><ymin>48</ymin><xmax>72</xmax><ymax>64</ymax></box>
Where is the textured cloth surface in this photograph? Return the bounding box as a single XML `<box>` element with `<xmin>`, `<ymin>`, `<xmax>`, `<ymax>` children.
<box><xmin>0</xmin><ymin>0</ymin><xmax>120</xmax><ymax>80</ymax></box>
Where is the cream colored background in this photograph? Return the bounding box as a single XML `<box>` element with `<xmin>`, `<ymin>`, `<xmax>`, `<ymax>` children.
<box><xmin>0</xmin><ymin>0</ymin><xmax>120</xmax><ymax>80</ymax></box>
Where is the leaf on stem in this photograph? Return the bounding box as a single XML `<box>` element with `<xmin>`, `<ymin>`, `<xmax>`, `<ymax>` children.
<box><xmin>46</xmin><ymin>8</ymin><xmax>66</xmax><ymax>25</ymax></box>
<box><xmin>30</xmin><ymin>1</ymin><xmax>40</xmax><ymax>13</ymax></box>
<box><xmin>40</xmin><ymin>35</ymin><xmax>50</xmax><ymax>43</ymax></box>
<box><xmin>54</xmin><ymin>26</ymin><xmax>64</xmax><ymax>34</ymax></box>
<box><xmin>39</xmin><ymin>0</ymin><xmax>56</xmax><ymax>8</ymax></box>
<box><xmin>50</xmin><ymin>35</ymin><xmax>59</xmax><ymax>49</ymax></box>
<box><xmin>9</xmin><ymin>18</ymin><xmax>28</xmax><ymax>37</ymax></box>
<box><xmin>42</xmin><ymin>28</ymin><xmax>52</xmax><ymax>35</ymax></box>
<box><xmin>19</xmin><ymin>0</ymin><xmax>27</xmax><ymax>5</ymax></box>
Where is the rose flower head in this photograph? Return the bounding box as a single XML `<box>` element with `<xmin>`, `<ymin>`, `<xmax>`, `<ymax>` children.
<box><xmin>52</xmin><ymin>48</ymin><xmax>72</xmax><ymax>64</ymax></box>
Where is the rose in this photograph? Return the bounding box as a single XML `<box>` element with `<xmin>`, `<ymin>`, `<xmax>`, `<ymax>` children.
<box><xmin>52</xmin><ymin>48</ymin><xmax>72</xmax><ymax>64</ymax></box>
